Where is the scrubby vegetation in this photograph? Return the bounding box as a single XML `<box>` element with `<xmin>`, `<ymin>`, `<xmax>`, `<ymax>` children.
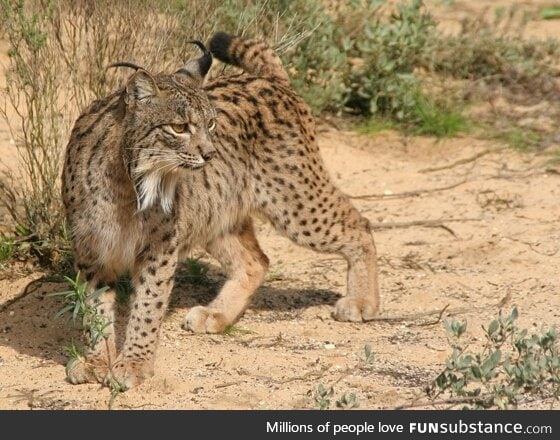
<box><xmin>425</xmin><ymin>309</ymin><xmax>560</xmax><ymax>409</ymax></box>
<box><xmin>0</xmin><ymin>0</ymin><xmax>559</xmax><ymax>263</ymax></box>
<box><xmin>0</xmin><ymin>0</ymin><xmax>559</xmax><ymax>410</ymax></box>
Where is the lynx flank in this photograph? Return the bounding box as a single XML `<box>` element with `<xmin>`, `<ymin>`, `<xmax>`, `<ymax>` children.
<box><xmin>62</xmin><ymin>33</ymin><xmax>379</xmax><ymax>389</ymax></box>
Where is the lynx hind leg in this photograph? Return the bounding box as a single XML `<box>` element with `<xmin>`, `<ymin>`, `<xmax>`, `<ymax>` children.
<box><xmin>183</xmin><ymin>219</ymin><xmax>269</xmax><ymax>333</ymax></box>
<box><xmin>260</xmin><ymin>174</ymin><xmax>379</xmax><ymax>322</ymax></box>
<box><xmin>65</xmin><ymin>268</ymin><xmax>118</xmax><ymax>385</ymax></box>
<box><xmin>333</xmin><ymin>213</ymin><xmax>379</xmax><ymax>322</ymax></box>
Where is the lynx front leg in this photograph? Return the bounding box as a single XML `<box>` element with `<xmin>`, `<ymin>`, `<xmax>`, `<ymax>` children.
<box><xmin>183</xmin><ymin>219</ymin><xmax>269</xmax><ymax>333</ymax></box>
<box><xmin>66</xmin><ymin>269</ymin><xmax>118</xmax><ymax>385</ymax></box>
<box><xmin>106</xmin><ymin>226</ymin><xmax>179</xmax><ymax>390</ymax></box>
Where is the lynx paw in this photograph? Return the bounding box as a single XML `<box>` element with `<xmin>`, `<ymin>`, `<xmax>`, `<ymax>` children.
<box><xmin>182</xmin><ymin>306</ymin><xmax>230</xmax><ymax>333</ymax></box>
<box><xmin>105</xmin><ymin>358</ymin><xmax>154</xmax><ymax>390</ymax></box>
<box><xmin>333</xmin><ymin>297</ymin><xmax>379</xmax><ymax>322</ymax></box>
<box><xmin>66</xmin><ymin>355</ymin><xmax>108</xmax><ymax>385</ymax></box>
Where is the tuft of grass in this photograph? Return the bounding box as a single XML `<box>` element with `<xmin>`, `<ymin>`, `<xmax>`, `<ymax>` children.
<box><xmin>545</xmin><ymin>148</ymin><xmax>560</xmax><ymax>166</ymax></box>
<box><xmin>501</xmin><ymin>127</ymin><xmax>541</xmax><ymax>150</ymax></box>
<box><xmin>177</xmin><ymin>258</ymin><xmax>210</xmax><ymax>286</ymax></box>
<box><xmin>354</xmin><ymin>118</ymin><xmax>396</xmax><ymax>135</ymax></box>
<box><xmin>0</xmin><ymin>234</ymin><xmax>15</xmax><ymax>262</ymax></box>
<box><xmin>63</xmin><ymin>342</ymin><xmax>83</xmax><ymax>360</ymax></box>
<box><xmin>412</xmin><ymin>94</ymin><xmax>469</xmax><ymax>138</ymax></box>
<box><xmin>540</xmin><ymin>6</ymin><xmax>560</xmax><ymax>20</ymax></box>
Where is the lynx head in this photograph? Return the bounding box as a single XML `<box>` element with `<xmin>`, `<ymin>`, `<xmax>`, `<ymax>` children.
<box><xmin>113</xmin><ymin>42</ymin><xmax>217</xmax><ymax>214</ymax></box>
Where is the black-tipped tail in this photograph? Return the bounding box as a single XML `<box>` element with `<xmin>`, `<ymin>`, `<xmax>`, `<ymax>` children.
<box><xmin>208</xmin><ymin>32</ymin><xmax>236</xmax><ymax>65</ymax></box>
<box><xmin>207</xmin><ymin>32</ymin><xmax>289</xmax><ymax>83</ymax></box>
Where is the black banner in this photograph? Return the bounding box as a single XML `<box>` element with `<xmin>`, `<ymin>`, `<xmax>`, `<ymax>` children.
<box><xmin>0</xmin><ymin>410</ymin><xmax>557</xmax><ymax>439</ymax></box>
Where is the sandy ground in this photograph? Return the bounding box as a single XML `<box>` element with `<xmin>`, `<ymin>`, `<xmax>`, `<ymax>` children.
<box><xmin>0</xmin><ymin>0</ymin><xmax>559</xmax><ymax>410</ymax></box>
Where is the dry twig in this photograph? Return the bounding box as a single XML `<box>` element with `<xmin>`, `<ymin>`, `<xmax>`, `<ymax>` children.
<box><xmin>369</xmin><ymin>217</ymin><xmax>481</xmax><ymax>230</ymax></box>
<box><xmin>366</xmin><ymin>293</ymin><xmax>511</xmax><ymax>324</ymax></box>
<box><xmin>350</xmin><ymin>179</ymin><xmax>468</xmax><ymax>200</ymax></box>
<box><xmin>419</xmin><ymin>148</ymin><xmax>505</xmax><ymax>173</ymax></box>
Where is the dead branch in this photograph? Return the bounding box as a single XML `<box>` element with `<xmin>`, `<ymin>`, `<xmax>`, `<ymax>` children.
<box><xmin>369</xmin><ymin>217</ymin><xmax>481</xmax><ymax>230</ymax></box>
<box><xmin>365</xmin><ymin>293</ymin><xmax>511</xmax><ymax>324</ymax></box>
<box><xmin>418</xmin><ymin>304</ymin><xmax>450</xmax><ymax>327</ymax></box>
<box><xmin>350</xmin><ymin>179</ymin><xmax>468</xmax><ymax>200</ymax></box>
<box><xmin>503</xmin><ymin>236</ymin><xmax>559</xmax><ymax>256</ymax></box>
<box><xmin>273</xmin><ymin>365</ymin><xmax>330</xmax><ymax>385</ymax></box>
<box><xmin>418</xmin><ymin>148</ymin><xmax>505</xmax><ymax>173</ymax></box>
<box><xmin>215</xmin><ymin>380</ymin><xmax>246</xmax><ymax>389</ymax></box>
<box><xmin>0</xmin><ymin>277</ymin><xmax>47</xmax><ymax>313</ymax></box>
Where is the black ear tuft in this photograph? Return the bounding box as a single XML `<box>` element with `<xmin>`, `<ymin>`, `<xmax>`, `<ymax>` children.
<box><xmin>106</xmin><ymin>61</ymin><xmax>145</xmax><ymax>72</ymax></box>
<box><xmin>175</xmin><ymin>40</ymin><xmax>212</xmax><ymax>85</ymax></box>
<box><xmin>189</xmin><ymin>40</ymin><xmax>212</xmax><ymax>76</ymax></box>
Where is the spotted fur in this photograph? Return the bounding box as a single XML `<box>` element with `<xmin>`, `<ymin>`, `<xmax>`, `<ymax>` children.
<box><xmin>62</xmin><ymin>33</ymin><xmax>379</xmax><ymax>390</ymax></box>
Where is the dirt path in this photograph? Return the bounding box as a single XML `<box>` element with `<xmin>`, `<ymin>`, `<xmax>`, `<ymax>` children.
<box><xmin>1</xmin><ymin>126</ymin><xmax>558</xmax><ymax>409</ymax></box>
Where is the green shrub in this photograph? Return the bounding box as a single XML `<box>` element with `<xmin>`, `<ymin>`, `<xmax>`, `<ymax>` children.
<box><xmin>341</xmin><ymin>0</ymin><xmax>435</xmax><ymax>119</ymax></box>
<box><xmin>426</xmin><ymin>309</ymin><xmax>560</xmax><ymax>409</ymax></box>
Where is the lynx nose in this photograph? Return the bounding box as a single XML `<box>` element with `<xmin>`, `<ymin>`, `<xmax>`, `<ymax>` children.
<box><xmin>202</xmin><ymin>149</ymin><xmax>216</xmax><ymax>161</ymax></box>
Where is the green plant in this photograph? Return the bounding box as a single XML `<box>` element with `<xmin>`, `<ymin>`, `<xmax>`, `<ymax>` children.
<box><xmin>63</xmin><ymin>342</ymin><xmax>82</xmax><ymax>360</ymax></box>
<box><xmin>49</xmin><ymin>272</ymin><xmax>111</xmax><ymax>348</ymax></box>
<box><xmin>52</xmin><ymin>274</ymin><xmax>130</xmax><ymax>409</ymax></box>
<box><xmin>313</xmin><ymin>383</ymin><xmax>334</xmax><ymax>410</ymax></box>
<box><xmin>502</xmin><ymin>127</ymin><xmax>541</xmax><ymax>150</ymax></box>
<box><xmin>307</xmin><ymin>345</ymin><xmax>374</xmax><ymax>410</ymax></box>
<box><xmin>354</xmin><ymin>117</ymin><xmax>396</xmax><ymax>135</ymax></box>
<box><xmin>342</xmin><ymin>0</ymin><xmax>435</xmax><ymax>120</ymax></box>
<box><xmin>312</xmin><ymin>385</ymin><xmax>361</xmax><ymax>410</ymax></box>
<box><xmin>336</xmin><ymin>392</ymin><xmax>359</xmax><ymax>409</ymax></box>
<box><xmin>0</xmin><ymin>234</ymin><xmax>15</xmax><ymax>262</ymax></box>
<box><xmin>426</xmin><ymin>308</ymin><xmax>560</xmax><ymax>409</ymax></box>
<box><xmin>176</xmin><ymin>258</ymin><xmax>211</xmax><ymax>286</ymax></box>
<box><xmin>363</xmin><ymin>344</ymin><xmax>375</xmax><ymax>364</ymax></box>
<box><xmin>540</xmin><ymin>6</ymin><xmax>560</xmax><ymax>20</ymax></box>
<box><xmin>412</xmin><ymin>94</ymin><xmax>469</xmax><ymax>137</ymax></box>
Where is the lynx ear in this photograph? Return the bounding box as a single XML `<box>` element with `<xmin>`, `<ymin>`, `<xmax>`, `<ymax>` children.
<box><xmin>126</xmin><ymin>69</ymin><xmax>159</xmax><ymax>103</ymax></box>
<box><xmin>175</xmin><ymin>40</ymin><xmax>212</xmax><ymax>86</ymax></box>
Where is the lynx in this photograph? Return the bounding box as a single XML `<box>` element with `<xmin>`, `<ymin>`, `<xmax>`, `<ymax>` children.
<box><xmin>61</xmin><ymin>33</ymin><xmax>379</xmax><ymax>390</ymax></box>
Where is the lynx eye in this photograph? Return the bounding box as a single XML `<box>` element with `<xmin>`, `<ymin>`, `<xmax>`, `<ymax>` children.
<box><xmin>208</xmin><ymin>119</ymin><xmax>216</xmax><ymax>132</ymax></box>
<box><xmin>170</xmin><ymin>123</ymin><xmax>188</xmax><ymax>134</ymax></box>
